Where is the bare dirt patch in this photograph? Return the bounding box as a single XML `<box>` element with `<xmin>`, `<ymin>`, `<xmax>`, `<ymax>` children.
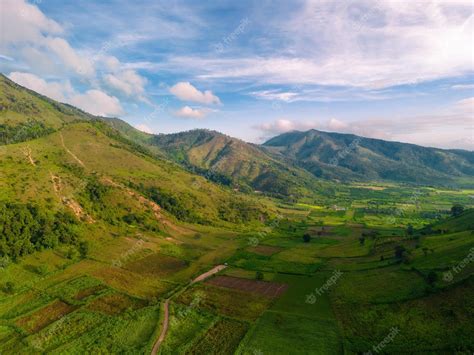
<box><xmin>16</xmin><ymin>300</ymin><xmax>76</xmax><ymax>333</ymax></box>
<box><xmin>247</xmin><ymin>245</ymin><xmax>283</xmax><ymax>256</ymax></box>
<box><xmin>206</xmin><ymin>276</ymin><xmax>288</xmax><ymax>298</ymax></box>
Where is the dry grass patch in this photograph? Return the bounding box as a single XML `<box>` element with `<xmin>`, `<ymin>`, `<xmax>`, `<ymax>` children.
<box><xmin>247</xmin><ymin>245</ymin><xmax>283</xmax><ymax>256</ymax></box>
<box><xmin>124</xmin><ymin>253</ymin><xmax>188</xmax><ymax>277</ymax></box>
<box><xmin>86</xmin><ymin>292</ymin><xmax>145</xmax><ymax>315</ymax></box>
<box><xmin>16</xmin><ymin>300</ymin><xmax>76</xmax><ymax>333</ymax></box>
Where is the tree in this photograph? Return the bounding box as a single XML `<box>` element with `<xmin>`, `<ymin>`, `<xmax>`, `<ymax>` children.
<box><xmin>78</xmin><ymin>241</ymin><xmax>90</xmax><ymax>258</ymax></box>
<box><xmin>303</xmin><ymin>233</ymin><xmax>311</xmax><ymax>243</ymax></box>
<box><xmin>256</xmin><ymin>271</ymin><xmax>264</xmax><ymax>280</ymax></box>
<box><xmin>427</xmin><ymin>271</ymin><xmax>438</xmax><ymax>286</ymax></box>
<box><xmin>394</xmin><ymin>245</ymin><xmax>406</xmax><ymax>260</ymax></box>
<box><xmin>451</xmin><ymin>204</ymin><xmax>464</xmax><ymax>217</ymax></box>
<box><xmin>359</xmin><ymin>236</ymin><xmax>365</xmax><ymax>246</ymax></box>
<box><xmin>422</xmin><ymin>247</ymin><xmax>429</xmax><ymax>257</ymax></box>
<box><xmin>407</xmin><ymin>224</ymin><xmax>414</xmax><ymax>236</ymax></box>
<box><xmin>3</xmin><ymin>281</ymin><xmax>15</xmax><ymax>294</ymax></box>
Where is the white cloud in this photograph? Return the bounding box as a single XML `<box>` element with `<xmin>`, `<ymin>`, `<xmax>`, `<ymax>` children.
<box><xmin>455</xmin><ymin>96</ymin><xmax>474</xmax><ymax>112</ymax></box>
<box><xmin>104</xmin><ymin>69</ymin><xmax>147</xmax><ymax>98</ymax></box>
<box><xmin>158</xmin><ymin>1</ymin><xmax>473</xmax><ymax>90</ymax></box>
<box><xmin>0</xmin><ymin>0</ymin><xmax>63</xmax><ymax>45</ymax></box>
<box><xmin>0</xmin><ymin>0</ymin><xmax>95</xmax><ymax>78</ymax></box>
<box><xmin>0</xmin><ymin>0</ymin><xmax>154</xmax><ymax>116</ymax></box>
<box><xmin>250</xmin><ymin>90</ymin><xmax>299</xmax><ymax>102</ymax></box>
<box><xmin>174</xmin><ymin>106</ymin><xmax>211</xmax><ymax>119</ymax></box>
<box><xmin>8</xmin><ymin>71</ymin><xmax>73</xmax><ymax>102</ymax></box>
<box><xmin>45</xmin><ymin>37</ymin><xmax>94</xmax><ymax>77</ymax></box>
<box><xmin>169</xmin><ymin>82</ymin><xmax>221</xmax><ymax>105</ymax></box>
<box><xmin>451</xmin><ymin>84</ymin><xmax>474</xmax><ymax>90</ymax></box>
<box><xmin>8</xmin><ymin>72</ymin><xmax>123</xmax><ymax>117</ymax></box>
<box><xmin>69</xmin><ymin>90</ymin><xmax>124</xmax><ymax>117</ymax></box>
<box><xmin>256</xmin><ymin>97</ymin><xmax>474</xmax><ymax>149</ymax></box>
<box><xmin>135</xmin><ymin>123</ymin><xmax>154</xmax><ymax>134</ymax></box>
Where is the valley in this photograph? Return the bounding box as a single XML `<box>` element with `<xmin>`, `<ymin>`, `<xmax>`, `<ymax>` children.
<box><xmin>0</xmin><ymin>74</ymin><xmax>473</xmax><ymax>354</ymax></box>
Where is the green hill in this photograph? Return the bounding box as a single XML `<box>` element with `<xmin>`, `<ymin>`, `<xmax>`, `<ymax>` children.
<box><xmin>150</xmin><ymin>129</ymin><xmax>322</xmax><ymax>198</ymax></box>
<box><xmin>428</xmin><ymin>208</ymin><xmax>474</xmax><ymax>233</ymax></box>
<box><xmin>263</xmin><ymin>129</ymin><xmax>474</xmax><ymax>187</ymax></box>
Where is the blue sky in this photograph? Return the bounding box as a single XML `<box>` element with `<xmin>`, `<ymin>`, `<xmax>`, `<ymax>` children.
<box><xmin>1</xmin><ymin>0</ymin><xmax>473</xmax><ymax>149</ymax></box>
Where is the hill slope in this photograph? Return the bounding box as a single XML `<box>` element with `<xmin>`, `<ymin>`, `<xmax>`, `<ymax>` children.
<box><xmin>263</xmin><ymin>129</ymin><xmax>474</xmax><ymax>186</ymax></box>
<box><xmin>151</xmin><ymin>129</ymin><xmax>322</xmax><ymax>198</ymax></box>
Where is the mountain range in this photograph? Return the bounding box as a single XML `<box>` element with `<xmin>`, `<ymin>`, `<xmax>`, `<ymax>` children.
<box><xmin>2</xmin><ymin>73</ymin><xmax>473</xmax><ymax>198</ymax></box>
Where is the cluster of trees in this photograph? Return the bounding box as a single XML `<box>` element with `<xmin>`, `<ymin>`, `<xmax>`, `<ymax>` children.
<box><xmin>0</xmin><ymin>120</ymin><xmax>54</xmax><ymax>145</ymax></box>
<box><xmin>0</xmin><ymin>202</ymin><xmax>80</xmax><ymax>260</ymax></box>
<box><xmin>218</xmin><ymin>198</ymin><xmax>267</xmax><ymax>224</ymax></box>
<box><xmin>128</xmin><ymin>181</ymin><xmax>205</xmax><ymax>223</ymax></box>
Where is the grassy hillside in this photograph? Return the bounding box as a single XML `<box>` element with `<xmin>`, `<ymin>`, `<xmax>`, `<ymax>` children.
<box><xmin>263</xmin><ymin>129</ymin><xmax>474</xmax><ymax>187</ymax></box>
<box><xmin>151</xmin><ymin>129</ymin><xmax>322</xmax><ymax>198</ymax></box>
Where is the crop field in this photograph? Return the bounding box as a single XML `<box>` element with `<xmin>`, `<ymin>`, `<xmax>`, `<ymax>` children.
<box><xmin>1</xmin><ymin>173</ymin><xmax>473</xmax><ymax>353</ymax></box>
<box><xmin>206</xmin><ymin>276</ymin><xmax>288</xmax><ymax>298</ymax></box>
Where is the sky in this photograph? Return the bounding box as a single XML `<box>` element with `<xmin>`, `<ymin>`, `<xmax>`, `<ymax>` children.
<box><xmin>1</xmin><ymin>0</ymin><xmax>473</xmax><ymax>150</ymax></box>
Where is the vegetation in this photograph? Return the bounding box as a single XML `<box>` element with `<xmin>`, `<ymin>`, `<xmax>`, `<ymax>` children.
<box><xmin>0</xmin><ymin>74</ymin><xmax>473</xmax><ymax>354</ymax></box>
<box><xmin>0</xmin><ymin>202</ymin><xmax>79</xmax><ymax>259</ymax></box>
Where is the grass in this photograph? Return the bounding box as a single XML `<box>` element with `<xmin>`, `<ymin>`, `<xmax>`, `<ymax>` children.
<box><xmin>176</xmin><ymin>283</ymin><xmax>273</xmax><ymax>321</ymax></box>
<box><xmin>238</xmin><ymin>311</ymin><xmax>341</xmax><ymax>355</ymax></box>
<box><xmin>187</xmin><ymin>318</ymin><xmax>248</xmax><ymax>354</ymax></box>
<box><xmin>160</xmin><ymin>302</ymin><xmax>216</xmax><ymax>354</ymax></box>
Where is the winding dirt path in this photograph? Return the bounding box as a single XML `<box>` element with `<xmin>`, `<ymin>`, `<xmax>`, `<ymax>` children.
<box><xmin>60</xmin><ymin>132</ymin><xmax>85</xmax><ymax>167</ymax></box>
<box><xmin>150</xmin><ymin>264</ymin><xmax>227</xmax><ymax>354</ymax></box>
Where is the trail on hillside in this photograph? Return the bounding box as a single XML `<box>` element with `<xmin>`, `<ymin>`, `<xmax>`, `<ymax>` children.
<box><xmin>150</xmin><ymin>264</ymin><xmax>227</xmax><ymax>354</ymax></box>
<box><xmin>102</xmin><ymin>177</ymin><xmax>192</xmax><ymax>236</ymax></box>
<box><xmin>60</xmin><ymin>132</ymin><xmax>85</xmax><ymax>167</ymax></box>
<box><xmin>50</xmin><ymin>172</ymin><xmax>94</xmax><ymax>223</ymax></box>
<box><xmin>22</xmin><ymin>146</ymin><xmax>36</xmax><ymax>166</ymax></box>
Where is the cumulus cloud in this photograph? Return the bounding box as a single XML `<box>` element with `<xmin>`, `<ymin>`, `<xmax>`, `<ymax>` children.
<box><xmin>170</xmin><ymin>82</ymin><xmax>221</xmax><ymax>105</ymax></box>
<box><xmin>69</xmin><ymin>90</ymin><xmax>123</xmax><ymax>117</ymax></box>
<box><xmin>104</xmin><ymin>69</ymin><xmax>147</xmax><ymax>99</ymax></box>
<box><xmin>135</xmin><ymin>124</ymin><xmax>154</xmax><ymax>134</ymax></box>
<box><xmin>0</xmin><ymin>0</ymin><xmax>149</xmax><ymax>108</ymax></box>
<box><xmin>9</xmin><ymin>72</ymin><xmax>123</xmax><ymax>117</ymax></box>
<box><xmin>8</xmin><ymin>71</ymin><xmax>73</xmax><ymax>102</ymax></box>
<box><xmin>174</xmin><ymin>106</ymin><xmax>212</xmax><ymax>119</ymax></box>
<box><xmin>0</xmin><ymin>0</ymin><xmax>94</xmax><ymax>78</ymax></box>
<box><xmin>159</xmin><ymin>1</ymin><xmax>473</xmax><ymax>90</ymax></box>
<box><xmin>257</xmin><ymin>118</ymin><xmax>350</xmax><ymax>136</ymax></box>
<box><xmin>256</xmin><ymin>98</ymin><xmax>474</xmax><ymax>150</ymax></box>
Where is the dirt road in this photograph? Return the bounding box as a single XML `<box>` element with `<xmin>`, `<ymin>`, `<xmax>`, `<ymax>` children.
<box><xmin>150</xmin><ymin>264</ymin><xmax>227</xmax><ymax>354</ymax></box>
<box><xmin>191</xmin><ymin>264</ymin><xmax>227</xmax><ymax>284</ymax></box>
<box><xmin>151</xmin><ymin>299</ymin><xmax>169</xmax><ymax>355</ymax></box>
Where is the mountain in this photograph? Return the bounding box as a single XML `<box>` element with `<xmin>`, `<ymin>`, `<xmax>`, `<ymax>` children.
<box><xmin>263</xmin><ymin>129</ymin><xmax>474</xmax><ymax>187</ymax></box>
<box><xmin>0</xmin><ymin>74</ymin><xmax>272</xmax><ymax>234</ymax></box>
<box><xmin>150</xmin><ymin>129</ymin><xmax>323</xmax><ymax>198</ymax></box>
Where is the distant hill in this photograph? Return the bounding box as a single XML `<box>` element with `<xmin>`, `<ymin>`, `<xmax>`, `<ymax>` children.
<box><xmin>263</xmin><ymin>129</ymin><xmax>474</xmax><ymax>187</ymax></box>
<box><xmin>150</xmin><ymin>129</ymin><xmax>322</xmax><ymax>198</ymax></box>
<box><xmin>428</xmin><ymin>209</ymin><xmax>474</xmax><ymax>233</ymax></box>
